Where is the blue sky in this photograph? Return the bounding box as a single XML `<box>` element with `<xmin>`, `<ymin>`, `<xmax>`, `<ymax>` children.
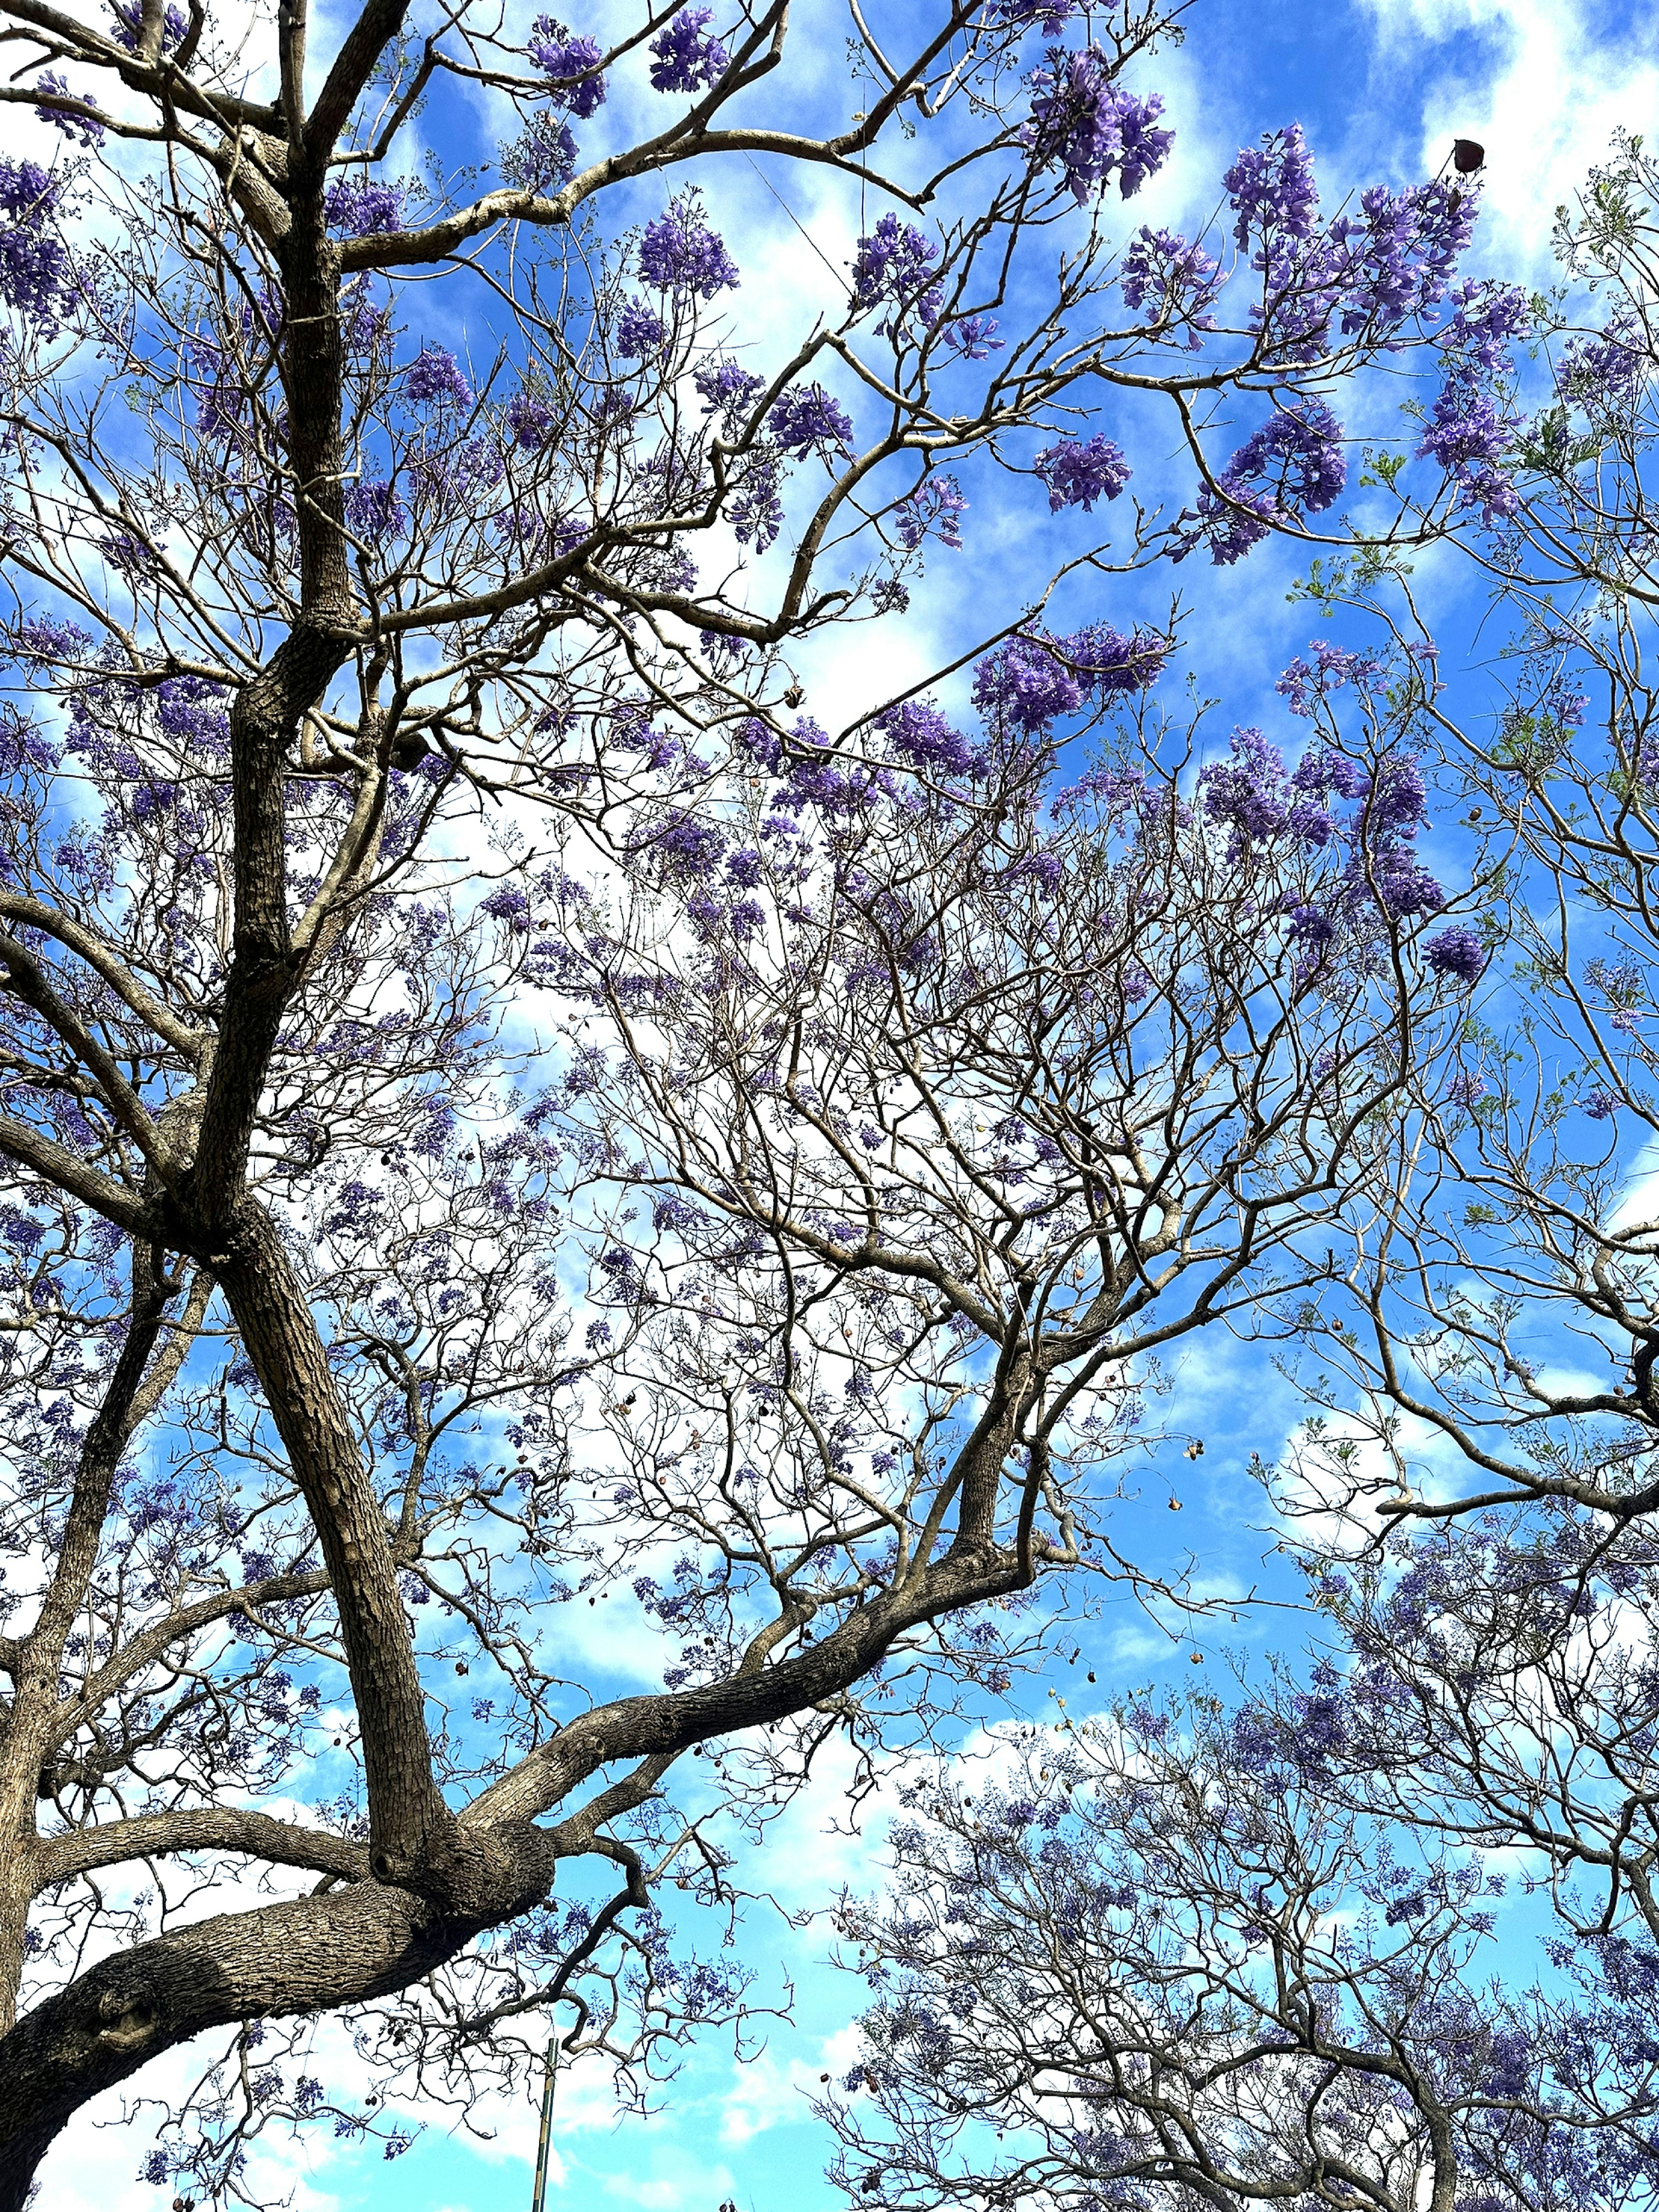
<box><xmin>29</xmin><ymin>0</ymin><xmax>1659</xmax><ymax>2205</ymax></box>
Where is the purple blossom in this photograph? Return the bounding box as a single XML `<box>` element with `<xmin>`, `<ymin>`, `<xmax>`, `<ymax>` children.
<box><xmin>0</xmin><ymin>160</ymin><xmax>72</xmax><ymax>332</ymax></box>
<box><xmin>506</xmin><ymin>109</ymin><xmax>579</xmax><ymax>190</ymax></box>
<box><xmin>694</xmin><ymin>357</ymin><xmax>766</xmax><ymax>425</ymax></box>
<box><xmin>728</xmin><ymin>460</ymin><xmax>783</xmax><ymax>551</ymax></box>
<box><xmin>109</xmin><ymin>0</ymin><xmax>186</xmax><ymax>53</ymax></box>
<box><xmin>1446</xmin><ymin>1070</ymin><xmax>1487</xmax><ymax>1108</ymax></box>
<box><xmin>344</xmin><ymin>478</ymin><xmax>407</xmax><ymax>541</ymax></box>
<box><xmin>1417</xmin><ymin>282</ymin><xmax>1526</xmax><ymax>523</ymax></box>
<box><xmin>893</xmin><ymin>474</ymin><xmax>966</xmax><ymax>552</ymax></box>
<box><xmin>639</xmin><ymin>194</ymin><xmax>740</xmax><ymax>297</ymax></box>
<box><xmin>973</xmin><ymin>626</ymin><xmax>1166</xmax><ymax>734</ymax></box>
<box><xmin>1120</xmin><ymin>226</ymin><xmax>1224</xmax><ymax>343</ymax></box>
<box><xmin>851</xmin><ymin>214</ymin><xmax>942</xmax><ymax>331</ymax></box>
<box><xmin>405</xmin><ymin>344</ymin><xmax>473</xmax><ymax>409</ymax></box>
<box><xmin>1584</xmin><ymin>1087</ymin><xmax>1619</xmax><ymax>1121</ymax></box>
<box><xmin>648</xmin><ymin>7</ymin><xmax>731</xmax><ymax>93</ymax></box>
<box><xmin>1557</xmin><ymin>317</ymin><xmax>1647</xmax><ymax>410</ymax></box>
<box><xmin>528</xmin><ymin>20</ymin><xmax>608</xmax><ymax>116</ymax></box>
<box><xmin>940</xmin><ymin>315</ymin><xmax>1003</xmax><ymax>360</ymax></box>
<box><xmin>505</xmin><ymin>389</ymin><xmax>555</xmax><ymax>448</ymax></box>
<box><xmin>10</xmin><ymin>613</ymin><xmax>92</xmax><ymax>671</ymax></box>
<box><xmin>871</xmin><ymin>699</ymin><xmax>975</xmax><ymax>777</ymax></box>
<box><xmin>1175</xmin><ymin>398</ymin><xmax>1347</xmax><ymax>565</ymax></box>
<box><xmin>1023</xmin><ymin>46</ymin><xmax>1173</xmax><ymax>203</ymax></box>
<box><xmin>34</xmin><ymin>73</ymin><xmax>105</xmax><ymax>148</ymax></box>
<box><xmin>324</xmin><ymin>177</ymin><xmax>407</xmax><ymax>237</ymax></box>
<box><xmin>1276</xmin><ymin>641</ymin><xmax>1385</xmax><ymax>718</ymax></box>
<box><xmin>1424</xmin><ymin>925</ymin><xmax>1487</xmax><ymax>984</ymax></box>
<box><xmin>1224</xmin><ymin>123</ymin><xmax>1319</xmax><ymax>251</ymax></box>
<box><xmin>616</xmin><ymin>300</ymin><xmax>665</xmax><ymax>356</ymax></box>
<box><xmin>1034</xmin><ymin>433</ymin><xmax>1131</xmax><ymax>512</ymax></box>
<box><xmin>769</xmin><ymin>385</ymin><xmax>855</xmax><ymax>458</ymax></box>
<box><xmin>1224</xmin><ymin>130</ymin><xmax>1475</xmax><ymax>369</ymax></box>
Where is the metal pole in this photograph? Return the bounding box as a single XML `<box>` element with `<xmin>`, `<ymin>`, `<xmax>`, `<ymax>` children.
<box><xmin>531</xmin><ymin>2037</ymin><xmax>558</xmax><ymax>2212</ymax></box>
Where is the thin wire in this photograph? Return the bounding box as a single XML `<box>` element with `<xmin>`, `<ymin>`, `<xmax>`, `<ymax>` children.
<box><xmin>743</xmin><ymin>152</ymin><xmax>848</xmax><ymax>293</ymax></box>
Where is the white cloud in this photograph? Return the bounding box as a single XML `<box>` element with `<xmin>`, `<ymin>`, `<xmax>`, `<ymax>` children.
<box><xmin>1357</xmin><ymin>0</ymin><xmax>1659</xmax><ymax>274</ymax></box>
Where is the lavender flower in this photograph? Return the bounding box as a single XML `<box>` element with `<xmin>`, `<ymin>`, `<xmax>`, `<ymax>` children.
<box><xmin>639</xmin><ymin>194</ymin><xmax>740</xmax><ymax>297</ymax></box>
<box><xmin>1417</xmin><ymin>281</ymin><xmax>1527</xmax><ymax>524</ymax></box>
<box><xmin>1175</xmin><ymin>398</ymin><xmax>1346</xmax><ymax>565</ymax></box>
<box><xmin>1120</xmin><ymin>226</ymin><xmax>1224</xmax><ymax>343</ymax></box>
<box><xmin>769</xmin><ymin>385</ymin><xmax>855</xmax><ymax>458</ymax></box>
<box><xmin>616</xmin><ymin>300</ymin><xmax>665</xmax><ymax>356</ymax></box>
<box><xmin>648</xmin><ymin>7</ymin><xmax>731</xmax><ymax>93</ymax></box>
<box><xmin>405</xmin><ymin>344</ymin><xmax>473</xmax><ymax>409</ymax></box>
<box><xmin>109</xmin><ymin>0</ymin><xmax>187</xmax><ymax>53</ymax></box>
<box><xmin>0</xmin><ymin>161</ymin><xmax>72</xmax><ymax>333</ymax></box>
<box><xmin>940</xmin><ymin>316</ymin><xmax>1003</xmax><ymax>360</ymax></box>
<box><xmin>851</xmin><ymin>214</ymin><xmax>942</xmax><ymax>331</ymax></box>
<box><xmin>505</xmin><ymin>390</ymin><xmax>555</xmax><ymax>448</ymax></box>
<box><xmin>1584</xmin><ymin>1087</ymin><xmax>1620</xmax><ymax>1121</ymax></box>
<box><xmin>870</xmin><ymin>699</ymin><xmax>974</xmax><ymax>777</ymax></box>
<box><xmin>1023</xmin><ymin>46</ymin><xmax>1173</xmax><ymax>204</ymax></box>
<box><xmin>728</xmin><ymin>461</ymin><xmax>783</xmax><ymax>551</ymax></box>
<box><xmin>893</xmin><ymin>474</ymin><xmax>966</xmax><ymax>552</ymax></box>
<box><xmin>344</xmin><ymin>478</ymin><xmax>407</xmax><ymax>540</ymax></box>
<box><xmin>1224</xmin><ymin>124</ymin><xmax>1319</xmax><ymax>251</ymax></box>
<box><xmin>1034</xmin><ymin>433</ymin><xmax>1131</xmax><ymax>512</ymax></box>
<box><xmin>324</xmin><ymin>178</ymin><xmax>407</xmax><ymax>237</ymax></box>
<box><xmin>1424</xmin><ymin>925</ymin><xmax>1487</xmax><ymax>984</ymax></box>
<box><xmin>527</xmin><ymin>20</ymin><xmax>608</xmax><ymax>116</ymax></box>
<box><xmin>34</xmin><ymin>73</ymin><xmax>105</xmax><ymax>149</ymax></box>
<box><xmin>694</xmin><ymin>357</ymin><xmax>766</xmax><ymax>425</ymax></box>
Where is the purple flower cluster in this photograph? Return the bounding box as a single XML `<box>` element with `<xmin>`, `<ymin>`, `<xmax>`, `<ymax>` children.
<box><xmin>1201</xmin><ymin>728</ymin><xmax>1455</xmax><ymax>961</ymax></box>
<box><xmin>769</xmin><ymin>385</ymin><xmax>855</xmax><ymax>458</ymax></box>
<box><xmin>639</xmin><ymin>195</ymin><xmax>740</xmax><ymax>297</ymax></box>
<box><xmin>505</xmin><ymin>389</ymin><xmax>555</xmax><ymax>448</ymax></box>
<box><xmin>527</xmin><ymin>19</ymin><xmax>608</xmax><ymax>116</ymax></box>
<box><xmin>1034</xmin><ymin>433</ymin><xmax>1131</xmax><ymax>513</ymax></box>
<box><xmin>694</xmin><ymin>357</ymin><xmax>766</xmax><ymax>426</ymax></box>
<box><xmin>1557</xmin><ymin>317</ymin><xmax>1648</xmax><ymax>411</ymax></box>
<box><xmin>324</xmin><ymin>177</ymin><xmax>407</xmax><ymax>237</ymax></box>
<box><xmin>1275</xmin><ymin>639</ymin><xmax>1386</xmax><ymax>718</ymax></box>
<box><xmin>405</xmin><ymin>343</ymin><xmax>473</xmax><ymax>409</ymax></box>
<box><xmin>616</xmin><ymin>299</ymin><xmax>665</xmax><ymax>356</ymax></box>
<box><xmin>34</xmin><ymin>73</ymin><xmax>105</xmax><ymax>148</ymax></box>
<box><xmin>0</xmin><ymin>160</ymin><xmax>73</xmax><ymax>333</ymax></box>
<box><xmin>1224</xmin><ymin>123</ymin><xmax>1319</xmax><ymax>251</ymax></box>
<box><xmin>109</xmin><ymin>0</ymin><xmax>187</xmax><ymax>53</ymax></box>
<box><xmin>1417</xmin><ymin>281</ymin><xmax>1527</xmax><ymax>524</ymax></box>
<box><xmin>345</xmin><ymin>478</ymin><xmax>407</xmax><ymax>541</ymax></box>
<box><xmin>1224</xmin><ymin>127</ymin><xmax>1477</xmax><ymax>366</ymax></box>
<box><xmin>1120</xmin><ymin>226</ymin><xmax>1224</xmax><ymax>345</ymax></box>
<box><xmin>940</xmin><ymin>315</ymin><xmax>1003</xmax><ymax>361</ymax></box>
<box><xmin>1023</xmin><ymin>46</ymin><xmax>1173</xmax><ymax>204</ymax></box>
<box><xmin>870</xmin><ymin>699</ymin><xmax>975</xmax><ymax>778</ymax></box>
<box><xmin>1424</xmin><ymin>925</ymin><xmax>1486</xmax><ymax>984</ymax></box>
<box><xmin>851</xmin><ymin>214</ymin><xmax>942</xmax><ymax>332</ymax></box>
<box><xmin>1176</xmin><ymin>398</ymin><xmax>1347</xmax><ymax>565</ymax></box>
<box><xmin>893</xmin><ymin>474</ymin><xmax>967</xmax><ymax>553</ymax></box>
<box><xmin>506</xmin><ymin>109</ymin><xmax>579</xmax><ymax>191</ymax></box>
<box><xmin>728</xmin><ymin>461</ymin><xmax>783</xmax><ymax>551</ymax></box>
<box><xmin>972</xmin><ymin>624</ymin><xmax>1167</xmax><ymax>735</ymax></box>
<box><xmin>648</xmin><ymin>6</ymin><xmax>731</xmax><ymax>93</ymax></box>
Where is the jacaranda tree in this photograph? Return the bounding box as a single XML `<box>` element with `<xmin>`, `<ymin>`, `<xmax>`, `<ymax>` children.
<box><xmin>824</xmin><ymin>139</ymin><xmax>1659</xmax><ymax>2212</ymax></box>
<box><xmin>0</xmin><ymin>0</ymin><xmax>1511</xmax><ymax>2195</ymax></box>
